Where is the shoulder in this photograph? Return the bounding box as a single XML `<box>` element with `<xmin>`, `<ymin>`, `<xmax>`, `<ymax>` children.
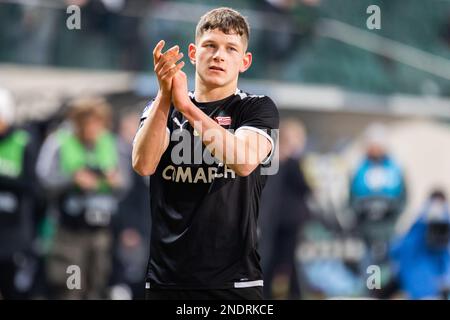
<box><xmin>235</xmin><ymin>90</ymin><xmax>278</xmax><ymax>116</ymax></box>
<box><xmin>385</xmin><ymin>157</ymin><xmax>403</xmax><ymax>171</ymax></box>
<box><xmin>236</xmin><ymin>89</ymin><xmax>277</xmax><ymax>108</ymax></box>
<box><xmin>10</xmin><ymin>128</ymin><xmax>30</xmax><ymax>146</ymax></box>
<box><xmin>140</xmin><ymin>100</ymin><xmax>154</xmax><ymax>120</ymax></box>
<box><xmin>100</xmin><ymin>131</ymin><xmax>117</xmax><ymax>144</ymax></box>
<box><xmin>233</xmin><ymin>89</ymin><xmax>279</xmax><ymax>129</ymax></box>
<box><xmin>55</xmin><ymin>128</ymin><xmax>73</xmax><ymax>141</ymax></box>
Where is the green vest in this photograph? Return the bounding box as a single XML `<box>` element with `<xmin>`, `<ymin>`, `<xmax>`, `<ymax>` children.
<box><xmin>0</xmin><ymin>130</ymin><xmax>29</xmax><ymax>178</ymax></box>
<box><xmin>57</xmin><ymin>130</ymin><xmax>118</xmax><ymax>192</ymax></box>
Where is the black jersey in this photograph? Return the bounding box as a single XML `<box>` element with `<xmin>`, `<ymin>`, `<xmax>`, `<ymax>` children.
<box><xmin>138</xmin><ymin>89</ymin><xmax>279</xmax><ymax>289</ymax></box>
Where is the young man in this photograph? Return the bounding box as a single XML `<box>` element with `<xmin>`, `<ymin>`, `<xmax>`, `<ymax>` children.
<box><xmin>133</xmin><ymin>7</ymin><xmax>279</xmax><ymax>300</ymax></box>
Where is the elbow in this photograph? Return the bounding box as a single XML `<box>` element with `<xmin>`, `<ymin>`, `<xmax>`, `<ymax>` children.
<box><xmin>133</xmin><ymin>163</ymin><xmax>155</xmax><ymax>176</ymax></box>
<box><xmin>132</xmin><ymin>157</ymin><xmax>156</xmax><ymax>176</ymax></box>
<box><xmin>132</xmin><ymin>147</ymin><xmax>157</xmax><ymax>176</ymax></box>
<box><xmin>234</xmin><ymin>165</ymin><xmax>256</xmax><ymax>177</ymax></box>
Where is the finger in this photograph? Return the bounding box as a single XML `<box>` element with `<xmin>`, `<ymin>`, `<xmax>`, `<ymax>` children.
<box><xmin>156</xmin><ymin>44</ymin><xmax>179</xmax><ymax>65</ymax></box>
<box><xmin>161</xmin><ymin>61</ymin><xmax>185</xmax><ymax>80</ymax></box>
<box><xmin>162</xmin><ymin>45</ymin><xmax>179</xmax><ymax>56</ymax></box>
<box><xmin>154</xmin><ymin>45</ymin><xmax>180</xmax><ymax>72</ymax></box>
<box><xmin>158</xmin><ymin>52</ymin><xmax>184</xmax><ymax>75</ymax></box>
<box><xmin>153</xmin><ymin>40</ymin><xmax>165</xmax><ymax>65</ymax></box>
<box><xmin>155</xmin><ymin>49</ymin><xmax>182</xmax><ymax>74</ymax></box>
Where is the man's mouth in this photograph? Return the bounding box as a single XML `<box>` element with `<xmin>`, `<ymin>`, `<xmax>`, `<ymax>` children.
<box><xmin>209</xmin><ymin>66</ymin><xmax>225</xmax><ymax>72</ymax></box>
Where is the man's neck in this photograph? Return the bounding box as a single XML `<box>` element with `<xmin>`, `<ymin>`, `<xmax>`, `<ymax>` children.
<box><xmin>194</xmin><ymin>77</ymin><xmax>237</xmax><ymax>102</ymax></box>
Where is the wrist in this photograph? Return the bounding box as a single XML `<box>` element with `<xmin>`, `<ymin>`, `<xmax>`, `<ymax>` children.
<box><xmin>159</xmin><ymin>89</ymin><xmax>172</xmax><ymax>100</ymax></box>
<box><xmin>181</xmin><ymin>101</ymin><xmax>196</xmax><ymax>117</ymax></box>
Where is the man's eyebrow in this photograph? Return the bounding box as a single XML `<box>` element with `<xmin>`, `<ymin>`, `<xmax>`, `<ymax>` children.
<box><xmin>201</xmin><ymin>39</ymin><xmax>241</xmax><ymax>47</ymax></box>
<box><xmin>226</xmin><ymin>41</ymin><xmax>240</xmax><ymax>47</ymax></box>
<box><xmin>200</xmin><ymin>39</ymin><xmax>216</xmax><ymax>45</ymax></box>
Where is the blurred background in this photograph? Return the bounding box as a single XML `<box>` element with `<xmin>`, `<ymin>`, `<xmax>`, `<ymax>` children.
<box><xmin>1</xmin><ymin>0</ymin><xmax>450</xmax><ymax>300</ymax></box>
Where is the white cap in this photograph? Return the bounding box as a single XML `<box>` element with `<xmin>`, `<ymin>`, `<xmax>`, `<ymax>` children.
<box><xmin>0</xmin><ymin>88</ymin><xmax>15</xmax><ymax>125</ymax></box>
<box><xmin>364</xmin><ymin>122</ymin><xmax>388</xmax><ymax>149</ymax></box>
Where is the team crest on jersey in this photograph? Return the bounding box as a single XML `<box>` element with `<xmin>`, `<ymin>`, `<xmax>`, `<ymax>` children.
<box><xmin>214</xmin><ymin>116</ymin><xmax>231</xmax><ymax>126</ymax></box>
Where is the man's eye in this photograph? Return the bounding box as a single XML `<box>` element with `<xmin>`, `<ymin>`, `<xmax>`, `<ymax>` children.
<box><xmin>228</xmin><ymin>47</ymin><xmax>237</xmax><ymax>52</ymax></box>
<box><xmin>206</xmin><ymin>44</ymin><xmax>215</xmax><ymax>48</ymax></box>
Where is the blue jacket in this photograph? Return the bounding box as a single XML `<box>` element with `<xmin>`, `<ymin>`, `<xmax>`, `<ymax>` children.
<box><xmin>351</xmin><ymin>156</ymin><xmax>405</xmax><ymax>200</ymax></box>
<box><xmin>390</xmin><ymin>203</ymin><xmax>450</xmax><ymax>299</ymax></box>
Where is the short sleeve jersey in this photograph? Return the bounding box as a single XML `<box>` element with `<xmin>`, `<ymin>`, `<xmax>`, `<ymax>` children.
<box><xmin>137</xmin><ymin>89</ymin><xmax>279</xmax><ymax>289</ymax></box>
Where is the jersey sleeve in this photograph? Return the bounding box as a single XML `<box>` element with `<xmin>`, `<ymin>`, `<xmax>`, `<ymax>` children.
<box><xmin>235</xmin><ymin>96</ymin><xmax>279</xmax><ymax>165</ymax></box>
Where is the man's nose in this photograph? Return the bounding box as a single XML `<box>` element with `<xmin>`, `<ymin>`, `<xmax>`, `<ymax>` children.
<box><xmin>212</xmin><ymin>48</ymin><xmax>225</xmax><ymax>61</ymax></box>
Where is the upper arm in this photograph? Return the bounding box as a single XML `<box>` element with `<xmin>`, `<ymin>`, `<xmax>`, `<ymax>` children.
<box><xmin>235</xmin><ymin>96</ymin><xmax>279</xmax><ymax>165</ymax></box>
<box><xmin>134</xmin><ymin>100</ymin><xmax>171</xmax><ymax>151</ymax></box>
<box><xmin>133</xmin><ymin>99</ymin><xmax>170</xmax><ymax>166</ymax></box>
<box><xmin>235</xmin><ymin>127</ymin><xmax>273</xmax><ymax>165</ymax></box>
<box><xmin>163</xmin><ymin>127</ymin><xmax>170</xmax><ymax>151</ymax></box>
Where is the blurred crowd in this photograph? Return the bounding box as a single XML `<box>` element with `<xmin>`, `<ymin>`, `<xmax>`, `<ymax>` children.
<box><xmin>259</xmin><ymin>118</ymin><xmax>450</xmax><ymax>300</ymax></box>
<box><xmin>2</xmin><ymin>86</ymin><xmax>450</xmax><ymax>300</ymax></box>
<box><xmin>1</xmin><ymin>0</ymin><xmax>450</xmax><ymax>301</ymax></box>
<box><xmin>0</xmin><ymin>0</ymin><xmax>320</xmax><ymax>76</ymax></box>
<box><xmin>1</xmin><ymin>0</ymin><xmax>449</xmax><ymax>95</ymax></box>
<box><xmin>0</xmin><ymin>88</ymin><xmax>150</xmax><ymax>300</ymax></box>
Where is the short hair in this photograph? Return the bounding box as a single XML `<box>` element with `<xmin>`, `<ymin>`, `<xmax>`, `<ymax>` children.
<box><xmin>68</xmin><ymin>96</ymin><xmax>112</xmax><ymax>129</ymax></box>
<box><xmin>196</xmin><ymin>7</ymin><xmax>250</xmax><ymax>46</ymax></box>
<box><xmin>430</xmin><ymin>189</ymin><xmax>447</xmax><ymax>202</ymax></box>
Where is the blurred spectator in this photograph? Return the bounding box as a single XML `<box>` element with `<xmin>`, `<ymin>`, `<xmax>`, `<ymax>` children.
<box><xmin>259</xmin><ymin>118</ymin><xmax>311</xmax><ymax>299</ymax></box>
<box><xmin>113</xmin><ymin>0</ymin><xmax>149</xmax><ymax>70</ymax></box>
<box><xmin>440</xmin><ymin>12</ymin><xmax>450</xmax><ymax>48</ymax></box>
<box><xmin>252</xmin><ymin>0</ymin><xmax>319</xmax><ymax>79</ymax></box>
<box><xmin>0</xmin><ymin>88</ymin><xmax>41</xmax><ymax>299</ymax></box>
<box><xmin>390</xmin><ymin>189</ymin><xmax>450</xmax><ymax>299</ymax></box>
<box><xmin>36</xmin><ymin>96</ymin><xmax>124</xmax><ymax>299</ymax></box>
<box><xmin>350</xmin><ymin>123</ymin><xmax>407</xmax><ymax>245</ymax></box>
<box><xmin>9</xmin><ymin>3</ymin><xmax>59</xmax><ymax>65</ymax></box>
<box><xmin>349</xmin><ymin>123</ymin><xmax>407</xmax><ymax>296</ymax></box>
<box><xmin>109</xmin><ymin>110</ymin><xmax>150</xmax><ymax>300</ymax></box>
<box><xmin>55</xmin><ymin>0</ymin><xmax>124</xmax><ymax>69</ymax></box>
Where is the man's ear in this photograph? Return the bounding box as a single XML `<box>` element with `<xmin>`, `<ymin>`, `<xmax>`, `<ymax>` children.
<box><xmin>240</xmin><ymin>52</ymin><xmax>252</xmax><ymax>73</ymax></box>
<box><xmin>188</xmin><ymin>43</ymin><xmax>196</xmax><ymax>65</ymax></box>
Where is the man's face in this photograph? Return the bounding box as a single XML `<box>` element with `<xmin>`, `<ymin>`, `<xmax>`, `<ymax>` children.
<box><xmin>367</xmin><ymin>143</ymin><xmax>385</xmax><ymax>160</ymax></box>
<box><xmin>0</xmin><ymin>118</ymin><xmax>8</xmax><ymax>134</ymax></box>
<box><xmin>77</xmin><ymin>115</ymin><xmax>105</xmax><ymax>145</ymax></box>
<box><xmin>189</xmin><ymin>29</ymin><xmax>252</xmax><ymax>89</ymax></box>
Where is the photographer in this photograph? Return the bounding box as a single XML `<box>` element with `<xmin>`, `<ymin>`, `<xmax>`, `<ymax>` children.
<box><xmin>36</xmin><ymin>97</ymin><xmax>123</xmax><ymax>299</ymax></box>
<box><xmin>390</xmin><ymin>190</ymin><xmax>450</xmax><ymax>299</ymax></box>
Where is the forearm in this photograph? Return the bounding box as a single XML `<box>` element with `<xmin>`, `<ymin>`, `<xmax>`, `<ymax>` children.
<box><xmin>183</xmin><ymin>102</ymin><xmax>260</xmax><ymax>176</ymax></box>
<box><xmin>132</xmin><ymin>91</ymin><xmax>171</xmax><ymax>176</ymax></box>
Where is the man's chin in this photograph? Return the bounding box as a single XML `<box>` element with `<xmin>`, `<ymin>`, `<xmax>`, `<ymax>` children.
<box><xmin>203</xmin><ymin>77</ymin><xmax>227</xmax><ymax>88</ymax></box>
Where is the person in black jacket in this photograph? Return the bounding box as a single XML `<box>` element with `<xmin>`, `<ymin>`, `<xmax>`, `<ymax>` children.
<box><xmin>259</xmin><ymin>118</ymin><xmax>311</xmax><ymax>299</ymax></box>
<box><xmin>0</xmin><ymin>88</ymin><xmax>40</xmax><ymax>299</ymax></box>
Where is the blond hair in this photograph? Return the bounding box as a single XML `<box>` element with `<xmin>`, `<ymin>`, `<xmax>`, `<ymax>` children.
<box><xmin>68</xmin><ymin>96</ymin><xmax>112</xmax><ymax>129</ymax></box>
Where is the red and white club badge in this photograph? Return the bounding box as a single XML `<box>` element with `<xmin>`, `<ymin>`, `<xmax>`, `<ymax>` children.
<box><xmin>214</xmin><ymin>116</ymin><xmax>232</xmax><ymax>126</ymax></box>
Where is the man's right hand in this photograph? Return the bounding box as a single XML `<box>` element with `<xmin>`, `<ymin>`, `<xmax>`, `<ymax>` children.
<box><xmin>153</xmin><ymin>40</ymin><xmax>185</xmax><ymax>95</ymax></box>
<box><xmin>133</xmin><ymin>40</ymin><xmax>182</xmax><ymax>176</ymax></box>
